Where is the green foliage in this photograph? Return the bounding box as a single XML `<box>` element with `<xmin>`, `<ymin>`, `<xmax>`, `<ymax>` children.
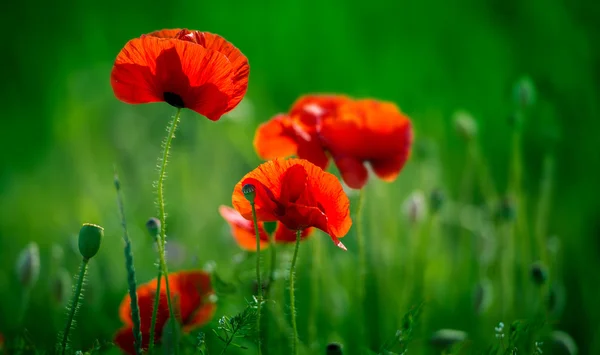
<box><xmin>212</xmin><ymin>298</ymin><xmax>260</xmax><ymax>354</ymax></box>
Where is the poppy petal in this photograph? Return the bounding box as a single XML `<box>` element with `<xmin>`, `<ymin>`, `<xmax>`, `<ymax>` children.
<box><xmin>279</xmin><ymin>164</ymin><xmax>308</xmax><ymax>203</ymax></box>
<box><xmin>333</xmin><ymin>156</ymin><xmax>369</xmax><ymax>190</ymax></box>
<box><xmin>148</xmin><ymin>29</ymin><xmax>182</xmax><ymax>38</ymax></box>
<box><xmin>219</xmin><ymin>205</ymin><xmax>269</xmax><ymax>251</ymax></box>
<box><xmin>254</xmin><ymin>114</ymin><xmax>299</xmax><ymax>159</ymax></box>
<box><xmin>114</xmin><ymin>326</ymin><xmax>137</xmax><ymax>355</ymax></box>
<box><xmin>170</xmin><ymin>271</ymin><xmax>216</xmax><ymax>331</ymax></box>
<box><xmin>274</xmin><ymin>225</ymin><xmax>313</xmax><ymax>243</ymax></box>
<box><xmin>296</xmin><ymin>137</ymin><xmax>330</xmax><ymax>170</ymax></box>
<box><xmin>370</xmin><ymin>153</ymin><xmax>411</xmax><ymax>182</ymax></box>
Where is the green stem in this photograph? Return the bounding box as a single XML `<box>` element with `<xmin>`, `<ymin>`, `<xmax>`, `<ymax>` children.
<box><xmin>250</xmin><ymin>202</ymin><xmax>263</xmax><ymax>355</ymax></box>
<box><xmin>289</xmin><ymin>230</ymin><xmax>301</xmax><ymax>355</ymax></box>
<box><xmin>148</xmin><ymin>268</ymin><xmax>163</xmax><ymax>354</ymax></box>
<box><xmin>115</xmin><ymin>171</ymin><xmax>143</xmax><ymax>355</ymax></box>
<box><xmin>60</xmin><ymin>258</ymin><xmax>88</xmax><ymax>355</ymax></box>
<box><xmin>356</xmin><ymin>188</ymin><xmax>367</xmax><ymax>344</ymax></box>
<box><xmin>308</xmin><ymin>236</ymin><xmax>321</xmax><ymax>349</ymax></box>
<box><xmin>156</xmin><ymin>108</ymin><xmax>182</xmax><ymax>354</ymax></box>
<box><xmin>534</xmin><ymin>155</ymin><xmax>554</xmax><ymax>263</ymax></box>
<box><xmin>268</xmin><ymin>226</ymin><xmax>277</xmax><ymax>294</ymax></box>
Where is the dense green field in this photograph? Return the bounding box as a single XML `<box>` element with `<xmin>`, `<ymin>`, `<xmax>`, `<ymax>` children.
<box><xmin>1</xmin><ymin>0</ymin><xmax>599</xmax><ymax>354</ymax></box>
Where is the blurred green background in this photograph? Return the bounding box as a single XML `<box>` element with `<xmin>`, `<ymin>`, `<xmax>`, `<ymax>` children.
<box><xmin>1</xmin><ymin>0</ymin><xmax>599</xmax><ymax>353</ymax></box>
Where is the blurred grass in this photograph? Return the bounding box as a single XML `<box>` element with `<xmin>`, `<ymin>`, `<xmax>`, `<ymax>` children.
<box><xmin>1</xmin><ymin>0</ymin><xmax>599</xmax><ymax>353</ymax></box>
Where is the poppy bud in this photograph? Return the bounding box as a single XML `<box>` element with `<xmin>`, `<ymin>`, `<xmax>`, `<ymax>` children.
<box><xmin>472</xmin><ymin>278</ymin><xmax>493</xmax><ymax>314</ymax></box>
<box><xmin>242</xmin><ymin>184</ymin><xmax>256</xmax><ymax>204</ymax></box>
<box><xmin>16</xmin><ymin>242</ymin><xmax>40</xmax><ymax>288</ymax></box>
<box><xmin>51</xmin><ymin>268</ymin><xmax>72</xmax><ymax>306</ymax></box>
<box><xmin>429</xmin><ymin>189</ymin><xmax>444</xmax><ymax>214</ymax></box>
<box><xmin>78</xmin><ymin>223</ymin><xmax>104</xmax><ymax>260</ymax></box>
<box><xmin>496</xmin><ymin>197</ymin><xmax>516</xmax><ymax>222</ymax></box>
<box><xmin>430</xmin><ymin>329</ymin><xmax>467</xmax><ymax>348</ymax></box>
<box><xmin>530</xmin><ymin>261</ymin><xmax>548</xmax><ymax>285</ymax></box>
<box><xmin>146</xmin><ymin>217</ymin><xmax>161</xmax><ymax>240</ymax></box>
<box><xmin>402</xmin><ymin>190</ymin><xmax>427</xmax><ymax>225</ymax></box>
<box><xmin>513</xmin><ymin>76</ymin><xmax>536</xmax><ymax>108</ymax></box>
<box><xmin>547</xmin><ymin>281</ymin><xmax>566</xmax><ymax>317</ymax></box>
<box><xmin>453</xmin><ymin>110</ymin><xmax>477</xmax><ymax>141</ymax></box>
<box><xmin>326</xmin><ymin>342</ymin><xmax>343</xmax><ymax>355</ymax></box>
<box><xmin>551</xmin><ymin>331</ymin><xmax>577</xmax><ymax>355</ymax></box>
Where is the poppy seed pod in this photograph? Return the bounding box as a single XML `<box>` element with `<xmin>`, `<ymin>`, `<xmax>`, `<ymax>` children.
<box><xmin>78</xmin><ymin>223</ymin><xmax>104</xmax><ymax>260</ymax></box>
<box><xmin>16</xmin><ymin>242</ymin><xmax>40</xmax><ymax>288</ymax></box>
<box><xmin>242</xmin><ymin>184</ymin><xmax>256</xmax><ymax>204</ymax></box>
<box><xmin>326</xmin><ymin>342</ymin><xmax>343</xmax><ymax>355</ymax></box>
<box><xmin>453</xmin><ymin>110</ymin><xmax>477</xmax><ymax>141</ymax></box>
<box><xmin>430</xmin><ymin>329</ymin><xmax>468</xmax><ymax>348</ymax></box>
<box><xmin>145</xmin><ymin>217</ymin><xmax>161</xmax><ymax>239</ymax></box>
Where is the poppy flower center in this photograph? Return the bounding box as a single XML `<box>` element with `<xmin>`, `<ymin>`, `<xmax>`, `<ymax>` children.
<box><xmin>164</xmin><ymin>92</ymin><xmax>185</xmax><ymax>108</ymax></box>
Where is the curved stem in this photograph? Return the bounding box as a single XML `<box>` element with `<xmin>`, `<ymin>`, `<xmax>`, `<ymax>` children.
<box><xmin>60</xmin><ymin>258</ymin><xmax>88</xmax><ymax>355</ymax></box>
<box><xmin>289</xmin><ymin>230</ymin><xmax>301</xmax><ymax>355</ymax></box>
<box><xmin>250</xmin><ymin>202</ymin><xmax>263</xmax><ymax>354</ymax></box>
<box><xmin>148</xmin><ymin>268</ymin><xmax>163</xmax><ymax>354</ymax></box>
<box><xmin>156</xmin><ymin>108</ymin><xmax>182</xmax><ymax>354</ymax></box>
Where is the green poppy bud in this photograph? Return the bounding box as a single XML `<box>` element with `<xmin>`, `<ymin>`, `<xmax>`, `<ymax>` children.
<box><xmin>263</xmin><ymin>221</ymin><xmax>277</xmax><ymax>235</ymax></box>
<box><xmin>146</xmin><ymin>217</ymin><xmax>161</xmax><ymax>240</ymax></box>
<box><xmin>453</xmin><ymin>110</ymin><xmax>477</xmax><ymax>141</ymax></box>
<box><xmin>242</xmin><ymin>184</ymin><xmax>256</xmax><ymax>204</ymax></box>
<box><xmin>530</xmin><ymin>261</ymin><xmax>548</xmax><ymax>285</ymax></box>
<box><xmin>78</xmin><ymin>223</ymin><xmax>104</xmax><ymax>260</ymax></box>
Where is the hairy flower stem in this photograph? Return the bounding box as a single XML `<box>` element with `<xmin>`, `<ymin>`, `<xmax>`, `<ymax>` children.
<box><xmin>60</xmin><ymin>258</ymin><xmax>88</xmax><ymax>355</ymax></box>
<box><xmin>148</xmin><ymin>268</ymin><xmax>162</xmax><ymax>353</ymax></box>
<box><xmin>289</xmin><ymin>230</ymin><xmax>302</xmax><ymax>355</ymax></box>
<box><xmin>115</xmin><ymin>171</ymin><xmax>143</xmax><ymax>355</ymax></box>
<box><xmin>154</xmin><ymin>108</ymin><xmax>182</xmax><ymax>354</ymax></box>
<box><xmin>356</xmin><ymin>188</ymin><xmax>367</xmax><ymax>343</ymax></box>
<box><xmin>250</xmin><ymin>202</ymin><xmax>263</xmax><ymax>355</ymax></box>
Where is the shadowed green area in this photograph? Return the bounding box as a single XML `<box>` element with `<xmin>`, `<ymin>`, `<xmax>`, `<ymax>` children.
<box><xmin>1</xmin><ymin>0</ymin><xmax>599</xmax><ymax>354</ymax></box>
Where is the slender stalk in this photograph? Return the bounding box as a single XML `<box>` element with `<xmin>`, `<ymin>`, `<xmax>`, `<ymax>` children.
<box><xmin>268</xmin><ymin>226</ymin><xmax>277</xmax><ymax>294</ymax></box>
<box><xmin>60</xmin><ymin>259</ymin><xmax>88</xmax><ymax>355</ymax></box>
<box><xmin>534</xmin><ymin>155</ymin><xmax>554</xmax><ymax>263</ymax></box>
<box><xmin>115</xmin><ymin>171</ymin><xmax>143</xmax><ymax>355</ymax></box>
<box><xmin>289</xmin><ymin>230</ymin><xmax>302</xmax><ymax>355</ymax></box>
<box><xmin>249</xmin><ymin>202</ymin><xmax>263</xmax><ymax>355</ymax></box>
<box><xmin>155</xmin><ymin>108</ymin><xmax>182</xmax><ymax>354</ymax></box>
<box><xmin>308</xmin><ymin>236</ymin><xmax>321</xmax><ymax>349</ymax></box>
<box><xmin>148</xmin><ymin>269</ymin><xmax>163</xmax><ymax>353</ymax></box>
<box><xmin>355</xmin><ymin>188</ymin><xmax>367</xmax><ymax>345</ymax></box>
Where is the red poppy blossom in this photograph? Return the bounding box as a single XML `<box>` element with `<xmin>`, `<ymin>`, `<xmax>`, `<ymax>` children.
<box><xmin>114</xmin><ymin>270</ymin><xmax>216</xmax><ymax>355</ymax></box>
<box><xmin>111</xmin><ymin>29</ymin><xmax>249</xmax><ymax>121</ymax></box>
<box><xmin>254</xmin><ymin>95</ymin><xmax>413</xmax><ymax>189</ymax></box>
<box><xmin>232</xmin><ymin>158</ymin><xmax>352</xmax><ymax>250</ymax></box>
<box><xmin>219</xmin><ymin>205</ymin><xmax>312</xmax><ymax>251</ymax></box>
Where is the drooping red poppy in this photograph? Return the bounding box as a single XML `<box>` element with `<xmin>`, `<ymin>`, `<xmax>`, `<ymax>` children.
<box><xmin>111</xmin><ymin>29</ymin><xmax>249</xmax><ymax>121</ymax></box>
<box><xmin>232</xmin><ymin>158</ymin><xmax>352</xmax><ymax>250</ymax></box>
<box><xmin>219</xmin><ymin>205</ymin><xmax>312</xmax><ymax>251</ymax></box>
<box><xmin>114</xmin><ymin>270</ymin><xmax>216</xmax><ymax>355</ymax></box>
<box><xmin>254</xmin><ymin>95</ymin><xmax>413</xmax><ymax>189</ymax></box>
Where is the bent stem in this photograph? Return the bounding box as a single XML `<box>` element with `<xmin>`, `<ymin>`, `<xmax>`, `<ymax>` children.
<box><xmin>289</xmin><ymin>230</ymin><xmax>302</xmax><ymax>355</ymax></box>
<box><xmin>250</xmin><ymin>202</ymin><xmax>263</xmax><ymax>355</ymax></box>
<box><xmin>60</xmin><ymin>258</ymin><xmax>88</xmax><ymax>355</ymax></box>
<box><xmin>115</xmin><ymin>171</ymin><xmax>143</xmax><ymax>355</ymax></box>
<box><xmin>155</xmin><ymin>108</ymin><xmax>182</xmax><ymax>354</ymax></box>
<box><xmin>148</xmin><ymin>268</ymin><xmax>163</xmax><ymax>354</ymax></box>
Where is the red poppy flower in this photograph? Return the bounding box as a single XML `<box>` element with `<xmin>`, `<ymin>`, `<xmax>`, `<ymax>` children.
<box><xmin>114</xmin><ymin>270</ymin><xmax>216</xmax><ymax>354</ymax></box>
<box><xmin>254</xmin><ymin>95</ymin><xmax>413</xmax><ymax>189</ymax></box>
<box><xmin>111</xmin><ymin>29</ymin><xmax>249</xmax><ymax>121</ymax></box>
<box><xmin>232</xmin><ymin>158</ymin><xmax>352</xmax><ymax>250</ymax></box>
<box><xmin>0</xmin><ymin>333</ymin><xmax>3</xmax><ymax>350</ymax></box>
<box><xmin>219</xmin><ymin>205</ymin><xmax>312</xmax><ymax>251</ymax></box>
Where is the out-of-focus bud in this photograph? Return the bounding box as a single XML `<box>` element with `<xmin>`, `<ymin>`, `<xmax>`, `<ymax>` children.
<box><xmin>513</xmin><ymin>76</ymin><xmax>536</xmax><ymax>109</ymax></box>
<box><xmin>453</xmin><ymin>110</ymin><xmax>477</xmax><ymax>141</ymax></box>
<box><xmin>263</xmin><ymin>221</ymin><xmax>277</xmax><ymax>236</ymax></box>
<box><xmin>402</xmin><ymin>190</ymin><xmax>427</xmax><ymax>225</ymax></box>
<box><xmin>547</xmin><ymin>281</ymin><xmax>566</xmax><ymax>317</ymax></box>
<box><xmin>530</xmin><ymin>261</ymin><xmax>548</xmax><ymax>285</ymax></box>
<box><xmin>78</xmin><ymin>223</ymin><xmax>104</xmax><ymax>260</ymax></box>
<box><xmin>326</xmin><ymin>342</ymin><xmax>343</xmax><ymax>355</ymax></box>
<box><xmin>429</xmin><ymin>189</ymin><xmax>444</xmax><ymax>214</ymax></box>
<box><xmin>146</xmin><ymin>217</ymin><xmax>161</xmax><ymax>240</ymax></box>
<box><xmin>430</xmin><ymin>329</ymin><xmax>467</xmax><ymax>348</ymax></box>
<box><xmin>51</xmin><ymin>244</ymin><xmax>64</xmax><ymax>266</ymax></box>
<box><xmin>551</xmin><ymin>330</ymin><xmax>578</xmax><ymax>355</ymax></box>
<box><xmin>496</xmin><ymin>197</ymin><xmax>516</xmax><ymax>223</ymax></box>
<box><xmin>51</xmin><ymin>268</ymin><xmax>72</xmax><ymax>306</ymax></box>
<box><xmin>16</xmin><ymin>242</ymin><xmax>40</xmax><ymax>288</ymax></box>
<box><xmin>472</xmin><ymin>278</ymin><xmax>494</xmax><ymax>314</ymax></box>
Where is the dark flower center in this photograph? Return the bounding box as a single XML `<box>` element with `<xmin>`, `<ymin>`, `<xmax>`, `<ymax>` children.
<box><xmin>164</xmin><ymin>92</ymin><xmax>185</xmax><ymax>108</ymax></box>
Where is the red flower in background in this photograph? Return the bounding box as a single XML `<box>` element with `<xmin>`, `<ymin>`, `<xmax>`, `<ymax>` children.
<box><xmin>111</xmin><ymin>29</ymin><xmax>249</xmax><ymax>121</ymax></box>
<box><xmin>254</xmin><ymin>95</ymin><xmax>413</xmax><ymax>189</ymax></box>
<box><xmin>114</xmin><ymin>271</ymin><xmax>216</xmax><ymax>354</ymax></box>
<box><xmin>219</xmin><ymin>205</ymin><xmax>312</xmax><ymax>251</ymax></box>
<box><xmin>232</xmin><ymin>159</ymin><xmax>351</xmax><ymax>250</ymax></box>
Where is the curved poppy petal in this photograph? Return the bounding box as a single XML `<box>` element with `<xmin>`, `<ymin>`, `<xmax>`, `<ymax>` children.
<box><xmin>290</xmin><ymin>94</ymin><xmax>352</xmax><ymax>126</ymax></box>
<box><xmin>254</xmin><ymin>114</ymin><xmax>299</xmax><ymax>159</ymax></box>
<box><xmin>370</xmin><ymin>153</ymin><xmax>411</xmax><ymax>182</ymax></box>
<box><xmin>333</xmin><ymin>155</ymin><xmax>369</xmax><ymax>190</ymax></box>
<box><xmin>219</xmin><ymin>205</ymin><xmax>269</xmax><ymax>251</ymax></box>
<box><xmin>148</xmin><ymin>29</ymin><xmax>182</xmax><ymax>38</ymax></box>
<box><xmin>169</xmin><ymin>271</ymin><xmax>216</xmax><ymax>331</ymax></box>
<box><xmin>114</xmin><ymin>326</ymin><xmax>137</xmax><ymax>355</ymax></box>
<box><xmin>296</xmin><ymin>137</ymin><xmax>330</xmax><ymax>169</ymax></box>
